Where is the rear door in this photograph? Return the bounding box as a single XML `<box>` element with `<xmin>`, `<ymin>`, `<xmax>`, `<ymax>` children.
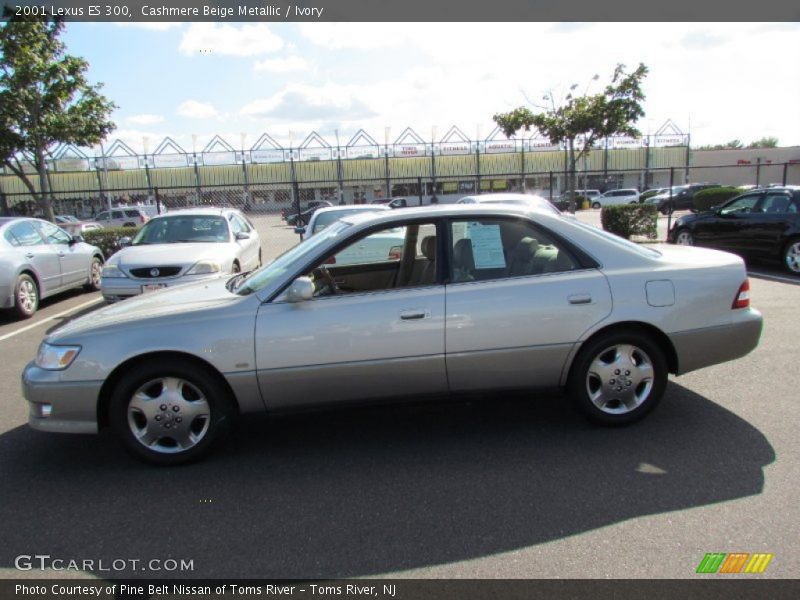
<box><xmin>36</xmin><ymin>221</ymin><xmax>88</xmax><ymax>288</ymax></box>
<box><xmin>744</xmin><ymin>191</ymin><xmax>798</xmax><ymax>257</ymax></box>
<box><xmin>444</xmin><ymin>217</ymin><xmax>612</xmax><ymax>391</ymax></box>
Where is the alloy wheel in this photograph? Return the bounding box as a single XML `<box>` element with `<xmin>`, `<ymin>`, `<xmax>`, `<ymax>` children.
<box><xmin>585</xmin><ymin>344</ymin><xmax>655</xmax><ymax>415</ymax></box>
<box><xmin>785</xmin><ymin>241</ymin><xmax>800</xmax><ymax>274</ymax></box>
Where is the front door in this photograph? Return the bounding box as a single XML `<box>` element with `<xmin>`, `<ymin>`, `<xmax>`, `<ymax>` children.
<box><xmin>254</xmin><ymin>220</ymin><xmax>447</xmax><ymax>409</ymax></box>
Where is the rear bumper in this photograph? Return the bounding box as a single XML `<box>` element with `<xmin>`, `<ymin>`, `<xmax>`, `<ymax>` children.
<box><xmin>669</xmin><ymin>308</ymin><xmax>763</xmax><ymax>375</ymax></box>
<box><xmin>22</xmin><ymin>362</ymin><xmax>102</xmax><ymax>434</ymax></box>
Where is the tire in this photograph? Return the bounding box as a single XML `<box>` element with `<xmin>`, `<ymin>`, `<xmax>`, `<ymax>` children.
<box><xmin>782</xmin><ymin>238</ymin><xmax>800</xmax><ymax>275</ymax></box>
<box><xmin>13</xmin><ymin>274</ymin><xmax>39</xmax><ymax>319</ymax></box>
<box><xmin>108</xmin><ymin>358</ymin><xmax>237</xmax><ymax>465</ymax></box>
<box><xmin>674</xmin><ymin>229</ymin><xmax>694</xmax><ymax>246</ymax></box>
<box><xmin>84</xmin><ymin>256</ymin><xmax>103</xmax><ymax>291</ymax></box>
<box><xmin>659</xmin><ymin>204</ymin><xmax>672</xmax><ymax>215</ymax></box>
<box><xmin>592</xmin><ymin>202</ymin><xmax>601</xmax><ymax>209</ymax></box>
<box><xmin>567</xmin><ymin>329</ymin><xmax>668</xmax><ymax>426</ymax></box>
<box><xmin>231</xmin><ymin>261</ymin><xmax>241</xmax><ymax>274</ymax></box>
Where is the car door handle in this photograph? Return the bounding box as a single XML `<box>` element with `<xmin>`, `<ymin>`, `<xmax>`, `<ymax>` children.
<box><xmin>399</xmin><ymin>309</ymin><xmax>429</xmax><ymax>320</ymax></box>
<box><xmin>25</xmin><ymin>253</ymin><xmax>35</xmax><ymax>259</ymax></box>
<box><xmin>57</xmin><ymin>252</ymin><xmax>66</xmax><ymax>258</ymax></box>
<box><xmin>568</xmin><ymin>294</ymin><xmax>592</xmax><ymax>305</ymax></box>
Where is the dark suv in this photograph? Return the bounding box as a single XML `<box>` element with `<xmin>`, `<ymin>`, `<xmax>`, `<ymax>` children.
<box><xmin>653</xmin><ymin>183</ymin><xmax>721</xmax><ymax>214</ymax></box>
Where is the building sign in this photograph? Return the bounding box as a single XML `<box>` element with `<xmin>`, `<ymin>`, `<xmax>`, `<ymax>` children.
<box><xmin>396</xmin><ymin>144</ymin><xmax>425</xmax><ymax>157</ymax></box>
<box><xmin>153</xmin><ymin>154</ymin><xmax>188</xmax><ymax>168</ymax></box>
<box><xmin>440</xmin><ymin>143</ymin><xmax>471</xmax><ymax>155</ymax></box>
<box><xmin>527</xmin><ymin>139</ymin><xmax>561</xmax><ymax>152</ymax></box>
<box><xmin>251</xmin><ymin>149</ymin><xmax>285</xmax><ymax>163</ymax></box>
<box><xmin>612</xmin><ymin>137</ymin><xmax>644</xmax><ymax>149</ymax></box>
<box><xmin>485</xmin><ymin>141</ymin><xmax>516</xmax><ymax>154</ymax></box>
<box><xmin>299</xmin><ymin>148</ymin><xmax>332</xmax><ymax>161</ymax></box>
<box><xmin>346</xmin><ymin>146</ymin><xmax>380</xmax><ymax>159</ymax></box>
<box><xmin>202</xmin><ymin>152</ymin><xmax>237</xmax><ymax>166</ymax></box>
<box><xmin>653</xmin><ymin>135</ymin><xmax>687</xmax><ymax>147</ymax></box>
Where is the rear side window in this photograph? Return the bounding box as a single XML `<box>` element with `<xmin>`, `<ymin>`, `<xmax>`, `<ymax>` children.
<box><xmin>5</xmin><ymin>221</ymin><xmax>44</xmax><ymax>247</ymax></box>
<box><xmin>125</xmin><ymin>210</ymin><xmax>141</xmax><ymax>218</ymax></box>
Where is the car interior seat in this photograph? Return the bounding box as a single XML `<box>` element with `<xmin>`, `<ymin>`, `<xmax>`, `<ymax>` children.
<box><xmin>419</xmin><ymin>235</ymin><xmax>437</xmax><ymax>284</ymax></box>
<box><xmin>452</xmin><ymin>238</ymin><xmax>475</xmax><ymax>282</ymax></box>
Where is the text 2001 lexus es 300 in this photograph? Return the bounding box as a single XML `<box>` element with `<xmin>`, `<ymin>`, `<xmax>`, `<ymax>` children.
<box><xmin>23</xmin><ymin>205</ymin><xmax>762</xmax><ymax>464</ymax></box>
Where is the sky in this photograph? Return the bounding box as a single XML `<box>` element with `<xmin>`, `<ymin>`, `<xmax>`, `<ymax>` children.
<box><xmin>61</xmin><ymin>22</ymin><xmax>800</xmax><ymax>154</ymax></box>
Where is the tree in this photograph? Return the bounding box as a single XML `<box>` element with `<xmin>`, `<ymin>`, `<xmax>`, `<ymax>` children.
<box><xmin>0</xmin><ymin>17</ymin><xmax>116</xmax><ymax>221</ymax></box>
<box><xmin>747</xmin><ymin>137</ymin><xmax>778</xmax><ymax>149</ymax></box>
<box><xmin>493</xmin><ymin>63</ymin><xmax>648</xmax><ymax>210</ymax></box>
<box><xmin>695</xmin><ymin>140</ymin><xmax>743</xmax><ymax>150</ymax></box>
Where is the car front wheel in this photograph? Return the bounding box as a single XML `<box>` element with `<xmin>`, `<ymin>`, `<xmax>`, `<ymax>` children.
<box><xmin>568</xmin><ymin>330</ymin><xmax>668</xmax><ymax>425</ymax></box>
<box><xmin>109</xmin><ymin>359</ymin><xmax>236</xmax><ymax>465</ymax></box>
<box><xmin>674</xmin><ymin>229</ymin><xmax>694</xmax><ymax>246</ymax></box>
<box><xmin>592</xmin><ymin>202</ymin><xmax>601</xmax><ymax>209</ymax></box>
<box><xmin>783</xmin><ymin>238</ymin><xmax>800</xmax><ymax>275</ymax></box>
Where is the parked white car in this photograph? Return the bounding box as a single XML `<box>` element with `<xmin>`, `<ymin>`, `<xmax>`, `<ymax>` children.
<box><xmin>592</xmin><ymin>189</ymin><xmax>640</xmax><ymax>208</ymax></box>
<box><xmin>298</xmin><ymin>205</ymin><xmax>389</xmax><ymax>238</ymax></box>
<box><xmin>100</xmin><ymin>208</ymin><xmax>261</xmax><ymax>302</ymax></box>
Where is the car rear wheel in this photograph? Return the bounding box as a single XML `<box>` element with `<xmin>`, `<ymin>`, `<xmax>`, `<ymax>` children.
<box><xmin>674</xmin><ymin>229</ymin><xmax>694</xmax><ymax>246</ymax></box>
<box><xmin>783</xmin><ymin>238</ymin><xmax>800</xmax><ymax>275</ymax></box>
<box><xmin>568</xmin><ymin>329</ymin><xmax>668</xmax><ymax>425</ymax></box>
<box><xmin>109</xmin><ymin>359</ymin><xmax>236</xmax><ymax>465</ymax></box>
<box><xmin>13</xmin><ymin>274</ymin><xmax>39</xmax><ymax>319</ymax></box>
<box><xmin>84</xmin><ymin>256</ymin><xmax>103</xmax><ymax>291</ymax></box>
<box><xmin>592</xmin><ymin>202</ymin><xmax>601</xmax><ymax>209</ymax></box>
<box><xmin>659</xmin><ymin>203</ymin><xmax>672</xmax><ymax>215</ymax></box>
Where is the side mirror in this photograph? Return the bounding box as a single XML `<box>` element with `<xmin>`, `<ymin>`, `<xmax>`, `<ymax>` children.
<box><xmin>119</xmin><ymin>236</ymin><xmax>132</xmax><ymax>247</ymax></box>
<box><xmin>286</xmin><ymin>276</ymin><xmax>314</xmax><ymax>303</ymax></box>
<box><xmin>294</xmin><ymin>226</ymin><xmax>306</xmax><ymax>236</ymax></box>
<box><xmin>70</xmin><ymin>234</ymin><xmax>84</xmax><ymax>245</ymax></box>
<box><xmin>235</xmin><ymin>231</ymin><xmax>251</xmax><ymax>241</ymax></box>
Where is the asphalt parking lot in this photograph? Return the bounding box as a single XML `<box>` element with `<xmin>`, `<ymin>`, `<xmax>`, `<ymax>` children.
<box><xmin>0</xmin><ymin>216</ymin><xmax>798</xmax><ymax>580</ymax></box>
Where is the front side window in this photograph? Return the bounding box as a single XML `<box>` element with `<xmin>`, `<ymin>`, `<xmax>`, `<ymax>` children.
<box><xmin>303</xmin><ymin>221</ymin><xmax>438</xmax><ymax>298</ymax></box>
<box><xmin>449</xmin><ymin>218</ymin><xmax>580</xmax><ymax>282</ymax></box>
<box><xmin>720</xmin><ymin>194</ymin><xmax>761</xmax><ymax>215</ymax></box>
<box><xmin>38</xmin><ymin>222</ymin><xmax>72</xmax><ymax>245</ymax></box>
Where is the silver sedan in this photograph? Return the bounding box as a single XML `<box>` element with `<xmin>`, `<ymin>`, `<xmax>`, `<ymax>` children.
<box><xmin>1</xmin><ymin>217</ymin><xmax>104</xmax><ymax>319</ymax></box>
<box><xmin>22</xmin><ymin>205</ymin><xmax>762</xmax><ymax>464</ymax></box>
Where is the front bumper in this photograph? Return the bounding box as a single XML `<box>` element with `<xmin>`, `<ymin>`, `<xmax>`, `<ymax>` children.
<box><xmin>669</xmin><ymin>308</ymin><xmax>763</xmax><ymax>375</ymax></box>
<box><xmin>101</xmin><ymin>272</ymin><xmax>220</xmax><ymax>302</ymax></box>
<box><xmin>22</xmin><ymin>362</ymin><xmax>103</xmax><ymax>434</ymax></box>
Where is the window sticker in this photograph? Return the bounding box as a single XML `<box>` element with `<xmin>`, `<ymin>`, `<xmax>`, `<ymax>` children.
<box><xmin>466</xmin><ymin>222</ymin><xmax>506</xmax><ymax>269</ymax></box>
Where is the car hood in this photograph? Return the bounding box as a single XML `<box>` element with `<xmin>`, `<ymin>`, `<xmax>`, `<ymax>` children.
<box><xmin>48</xmin><ymin>277</ymin><xmax>239</xmax><ymax>342</ymax></box>
<box><xmin>108</xmin><ymin>243</ymin><xmax>232</xmax><ymax>267</ymax></box>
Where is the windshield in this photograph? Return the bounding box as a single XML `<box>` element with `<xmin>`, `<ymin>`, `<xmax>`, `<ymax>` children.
<box><xmin>236</xmin><ymin>220</ymin><xmax>351</xmax><ymax>295</ymax></box>
<box><xmin>312</xmin><ymin>209</ymin><xmax>381</xmax><ymax>234</ymax></box>
<box><xmin>131</xmin><ymin>215</ymin><xmax>229</xmax><ymax>245</ymax></box>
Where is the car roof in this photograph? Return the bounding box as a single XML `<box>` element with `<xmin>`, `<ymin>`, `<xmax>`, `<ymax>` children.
<box><xmin>149</xmin><ymin>207</ymin><xmax>235</xmax><ymax>217</ymax></box>
<box><xmin>459</xmin><ymin>193</ymin><xmax>551</xmax><ymax>203</ymax></box>
<box><xmin>312</xmin><ymin>205</ymin><xmax>390</xmax><ymax>216</ymax></box>
<box><xmin>338</xmin><ymin>202</ymin><xmax>559</xmax><ymax>228</ymax></box>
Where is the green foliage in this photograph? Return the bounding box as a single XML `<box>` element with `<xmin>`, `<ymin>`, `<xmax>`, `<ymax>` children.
<box><xmin>747</xmin><ymin>137</ymin><xmax>778</xmax><ymax>149</ymax></box>
<box><xmin>600</xmin><ymin>204</ymin><xmax>658</xmax><ymax>240</ymax></box>
<box><xmin>692</xmin><ymin>187</ymin><xmax>744</xmax><ymax>212</ymax></box>
<box><xmin>82</xmin><ymin>227</ymin><xmax>137</xmax><ymax>258</ymax></box>
<box><xmin>695</xmin><ymin>139</ymin><xmax>743</xmax><ymax>150</ymax></box>
<box><xmin>493</xmin><ymin>63</ymin><xmax>648</xmax><ymax>209</ymax></box>
<box><xmin>0</xmin><ymin>17</ymin><xmax>116</xmax><ymax>221</ymax></box>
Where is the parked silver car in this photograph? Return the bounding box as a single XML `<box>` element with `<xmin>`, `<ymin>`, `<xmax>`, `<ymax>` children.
<box><xmin>297</xmin><ymin>205</ymin><xmax>389</xmax><ymax>238</ymax></box>
<box><xmin>1</xmin><ymin>217</ymin><xmax>104</xmax><ymax>319</ymax></box>
<box><xmin>101</xmin><ymin>207</ymin><xmax>262</xmax><ymax>302</ymax></box>
<box><xmin>23</xmin><ymin>205</ymin><xmax>762</xmax><ymax>464</ymax></box>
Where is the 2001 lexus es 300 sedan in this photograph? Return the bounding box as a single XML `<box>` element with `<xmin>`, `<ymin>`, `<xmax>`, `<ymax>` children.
<box><xmin>22</xmin><ymin>205</ymin><xmax>763</xmax><ymax>464</ymax></box>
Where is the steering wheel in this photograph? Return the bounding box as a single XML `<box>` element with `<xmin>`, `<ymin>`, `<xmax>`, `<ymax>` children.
<box><xmin>312</xmin><ymin>267</ymin><xmax>338</xmax><ymax>296</ymax></box>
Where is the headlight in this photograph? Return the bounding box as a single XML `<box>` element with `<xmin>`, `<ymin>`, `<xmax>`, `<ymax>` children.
<box><xmin>101</xmin><ymin>264</ymin><xmax>127</xmax><ymax>278</ymax></box>
<box><xmin>35</xmin><ymin>343</ymin><xmax>81</xmax><ymax>371</ymax></box>
<box><xmin>186</xmin><ymin>260</ymin><xmax>221</xmax><ymax>275</ymax></box>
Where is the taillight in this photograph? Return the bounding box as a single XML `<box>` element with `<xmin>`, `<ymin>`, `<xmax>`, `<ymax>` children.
<box><xmin>140</xmin><ymin>215</ymin><xmax>146</xmax><ymax>224</ymax></box>
<box><xmin>732</xmin><ymin>279</ymin><xmax>750</xmax><ymax>309</ymax></box>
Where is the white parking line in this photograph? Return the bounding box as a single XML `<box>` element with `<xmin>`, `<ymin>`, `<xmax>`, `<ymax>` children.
<box><xmin>0</xmin><ymin>297</ymin><xmax>103</xmax><ymax>343</ymax></box>
<box><xmin>748</xmin><ymin>270</ymin><xmax>800</xmax><ymax>285</ymax></box>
